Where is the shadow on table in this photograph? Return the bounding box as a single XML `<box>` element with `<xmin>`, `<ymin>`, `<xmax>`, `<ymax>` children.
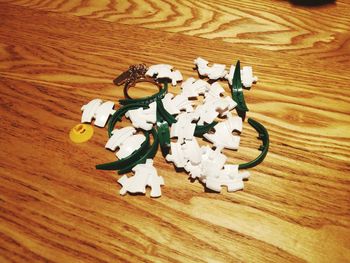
<box><xmin>289</xmin><ymin>0</ymin><xmax>336</xmax><ymax>6</ymax></box>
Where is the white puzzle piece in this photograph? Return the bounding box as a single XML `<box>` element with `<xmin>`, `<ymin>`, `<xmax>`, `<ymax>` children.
<box><xmin>225</xmin><ymin>64</ymin><xmax>258</xmax><ymax>88</ymax></box>
<box><xmin>105</xmin><ymin>126</ymin><xmax>136</xmax><ymax>151</ymax></box>
<box><xmin>203</xmin><ymin>119</ymin><xmax>241</xmax><ymax>150</ymax></box>
<box><xmin>170</xmin><ymin>112</ymin><xmax>197</xmax><ymax>142</ymax></box>
<box><xmin>205</xmin><ymin>166</ymin><xmax>250</xmax><ymax>193</ymax></box>
<box><xmin>165</xmin><ymin>142</ymin><xmax>187</xmax><ymax>168</ymax></box>
<box><xmin>94</xmin><ymin>101</ymin><xmax>116</xmax><ymax>127</ymax></box>
<box><xmin>182</xmin><ymin>138</ymin><xmax>201</xmax><ymax>165</ymax></box>
<box><xmin>181</xmin><ymin>77</ymin><xmax>210</xmax><ymax>98</ymax></box>
<box><xmin>146</xmin><ymin>64</ymin><xmax>183</xmax><ymax>86</ymax></box>
<box><xmin>241</xmin><ymin>66</ymin><xmax>258</xmax><ymax>88</ymax></box>
<box><xmin>81</xmin><ymin>99</ymin><xmax>103</xmax><ymax>123</ymax></box>
<box><xmin>116</xmin><ymin>134</ymin><xmax>146</xmax><ymax>159</ymax></box>
<box><xmin>125</xmin><ymin>102</ymin><xmax>157</xmax><ymax>130</ymax></box>
<box><xmin>162</xmin><ymin>93</ymin><xmax>193</xmax><ymax>115</ymax></box>
<box><xmin>118</xmin><ymin>159</ymin><xmax>164</xmax><ymax>197</ymax></box>
<box><xmin>194</xmin><ymin>57</ymin><xmax>227</xmax><ymax>80</ymax></box>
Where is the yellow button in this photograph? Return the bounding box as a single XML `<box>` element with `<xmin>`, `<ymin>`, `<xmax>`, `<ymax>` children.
<box><xmin>69</xmin><ymin>124</ymin><xmax>94</xmax><ymax>143</ymax></box>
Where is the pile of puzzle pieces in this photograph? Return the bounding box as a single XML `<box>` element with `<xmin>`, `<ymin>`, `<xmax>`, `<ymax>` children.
<box><xmin>79</xmin><ymin>57</ymin><xmax>258</xmax><ymax>197</ymax></box>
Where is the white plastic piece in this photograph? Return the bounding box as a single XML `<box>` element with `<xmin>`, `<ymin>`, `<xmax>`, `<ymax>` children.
<box><xmin>169</xmin><ymin>70</ymin><xmax>183</xmax><ymax>86</ymax></box>
<box><xmin>94</xmin><ymin>101</ymin><xmax>116</xmax><ymax>127</ymax></box>
<box><xmin>204</xmin><ymin>82</ymin><xmax>225</xmax><ymax>99</ymax></box>
<box><xmin>81</xmin><ymin>99</ymin><xmax>102</xmax><ymax>123</ymax></box>
<box><xmin>116</xmin><ymin>134</ymin><xmax>146</xmax><ymax>159</ymax></box>
<box><xmin>195</xmin><ymin>96</ymin><xmax>236</xmax><ymax>125</ymax></box>
<box><xmin>162</xmin><ymin>93</ymin><xmax>193</xmax><ymax>115</ymax></box>
<box><xmin>225</xmin><ymin>65</ymin><xmax>235</xmax><ymax>85</ymax></box>
<box><xmin>222</xmin><ymin>165</ymin><xmax>250</xmax><ymax>180</ymax></box>
<box><xmin>170</xmin><ymin>112</ymin><xmax>197</xmax><ymax>141</ymax></box>
<box><xmin>161</xmin><ymin>94</ymin><xmax>176</xmax><ymax>114</ymax></box>
<box><xmin>203</xmin><ymin>121</ymin><xmax>241</xmax><ymax>150</ymax></box>
<box><xmin>146</xmin><ymin>64</ymin><xmax>183</xmax><ymax>86</ymax></box>
<box><xmin>182</xmin><ymin>138</ymin><xmax>201</xmax><ymax>165</ymax></box>
<box><xmin>166</xmin><ymin>142</ymin><xmax>187</xmax><ymax>168</ymax></box>
<box><xmin>81</xmin><ymin>99</ymin><xmax>115</xmax><ymax>127</ymax></box>
<box><xmin>202</xmin><ymin>113</ymin><xmax>242</xmax><ymax>150</ymax></box>
<box><xmin>194</xmin><ymin>57</ymin><xmax>227</xmax><ymax>80</ymax></box>
<box><xmin>125</xmin><ymin>101</ymin><xmax>157</xmax><ymax>131</ymax></box>
<box><xmin>200</xmin><ymin>147</ymin><xmax>227</xmax><ymax>179</ymax></box>
<box><xmin>207</xmin><ymin>64</ymin><xmax>227</xmax><ymax>80</ymax></box>
<box><xmin>146</xmin><ymin>64</ymin><xmax>173</xmax><ymax>76</ymax></box>
<box><xmin>205</xmin><ymin>176</ymin><xmax>244</xmax><ymax>192</ymax></box>
<box><xmin>204</xmin><ymin>83</ymin><xmax>236</xmax><ymax>112</ymax></box>
<box><xmin>194</xmin><ymin>103</ymin><xmax>220</xmax><ymax>125</ymax></box>
<box><xmin>212</xmin><ymin>114</ymin><xmax>243</xmax><ymax>134</ymax></box>
<box><xmin>187</xmin><ymin>160</ymin><xmax>250</xmax><ymax>193</ymax></box>
<box><xmin>225</xmin><ymin>114</ymin><xmax>243</xmax><ymax>132</ymax></box>
<box><xmin>170</xmin><ymin>112</ymin><xmax>197</xmax><ymax>142</ymax></box>
<box><xmin>205</xmin><ymin>165</ymin><xmax>250</xmax><ymax>193</ymax></box>
<box><xmin>217</xmin><ymin>97</ymin><xmax>237</xmax><ymax>117</ymax></box>
<box><xmin>172</xmin><ymin>95</ymin><xmax>193</xmax><ymax>113</ymax></box>
<box><xmin>181</xmin><ymin>78</ymin><xmax>210</xmax><ymax>98</ymax></box>
<box><xmin>239</xmin><ymin>171</ymin><xmax>251</xmax><ymax>180</ymax></box>
<box><xmin>241</xmin><ymin>66</ymin><xmax>258</xmax><ymax>88</ymax></box>
<box><xmin>184</xmin><ymin>161</ymin><xmax>203</xmax><ymax>180</ymax></box>
<box><xmin>185</xmin><ymin>146</ymin><xmax>226</xmax><ymax>181</ymax></box>
<box><xmin>105</xmin><ymin>126</ymin><xmax>136</xmax><ymax>151</ymax></box>
<box><xmin>118</xmin><ymin>159</ymin><xmax>164</xmax><ymax>198</ymax></box>
<box><xmin>225</xmin><ymin>65</ymin><xmax>258</xmax><ymax>88</ymax></box>
<box><xmin>193</xmin><ymin>57</ymin><xmax>209</xmax><ymax>74</ymax></box>
<box><xmin>203</xmin><ymin>83</ymin><xmax>236</xmax><ymax>117</ymax></box>
<box><xmin>221</xmin><ymin>164</ymin><xmax>239</xmax><ymax>178</ymax></box>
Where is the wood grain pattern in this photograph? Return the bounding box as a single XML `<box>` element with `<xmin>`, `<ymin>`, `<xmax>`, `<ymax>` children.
<box><xmin>4</xmin><ymin>0</ymin><xmax>350</xmax><ymax>52</ymax></box>
<box><xmin>0</xmin><ymin>2</ymin><xmax>350</xmax><ymax>262</ymax></box>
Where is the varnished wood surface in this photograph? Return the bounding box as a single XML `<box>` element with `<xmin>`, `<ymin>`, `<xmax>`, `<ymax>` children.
<box><xmin>0</xmin><ymin>1</ymin><xmax>350</xmax><ymax>262</ymax></box>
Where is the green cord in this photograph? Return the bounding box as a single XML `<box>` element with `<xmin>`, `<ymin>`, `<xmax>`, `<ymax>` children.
<box><xmin>95</xmin><ymin>132</ymin><xmax>150</xmax><ymax>170</ymax></box>
<box><xmin>119</xmin><ymin>82</ymin><xmax>168</xmax><ymax>106</ymax></box>
<box><xmin>230</xmin><ymin>60</ymin><xmax>249</xmax><ymax>121</ymax></box>
<box><xmin>107</xmin><ymin>103</ymin><xmax>146</xmax><ymax>137</ymax></box>
<box><xmin>238</xmin><ymin>118</ymin><xmax>269</xmax><ymax>169</ymax></box>
<box><xmin>118</xmin><ymin>128</ymin><xmax>159</xmax><ymax>174</ymax></box>
<box><xmin>155</xmin><ymin>99</ymin><xmax>171</xmax><ymax>156</ymax></box>
<box><xmin>157</xmin><ymin>121</ymin><xmax>170</xmax><ymax>156</ymax></box>
<box><xmin>156</xmin><ymin>99</ymin><xmax>177</xmax><ymax>125</ymax></box>
<box><xmin>194</xmin><ymin>121</ymin><xmax>218</xmax><ymax>137</ymax></box>
<box><xmin>96</xmin><ymin>103</ymin><xmax>152</xmax><ymax>171</ymax></box>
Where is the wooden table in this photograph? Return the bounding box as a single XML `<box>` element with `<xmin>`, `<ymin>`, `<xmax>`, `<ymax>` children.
<box><xmin>1</xmin><ymin>1</ymin><xmax>349</xmax><ymax>262</ymax></box>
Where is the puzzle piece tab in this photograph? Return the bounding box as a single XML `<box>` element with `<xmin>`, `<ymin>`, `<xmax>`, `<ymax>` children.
<box><xmin>162</xmin><ymin>93</ymin><xmax>193</xmax><ymax>115</ymax></box>
<box><xmin>125</xmin><ymin>102</ymin><xmax>157</xmax><ymax>130</ymax></box>
<box><xmin>146</xmin><ymin>64</ymin><xmax>183</xmax><ymax>86</ymax></box>
<box><xmin>194</xmin><ymin>57</ymin><xmax>227</xmax><ymax>80</ymax></box>
<box><xmin>118</xmin><ymin>159</ymin><xmax>164</xmax><ymax>197</ymax></box>
<box><xmin>181</xmin><ymin>77</ymin><xmax>210</xmax><ymax>98</ymax></box>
